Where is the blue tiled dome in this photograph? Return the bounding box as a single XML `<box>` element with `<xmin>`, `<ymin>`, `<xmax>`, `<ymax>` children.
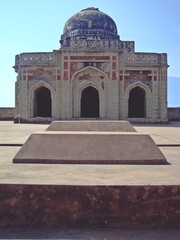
<box><xmin>61</xmin><ymin>7</ymin><xmax>119</xmax><ymax>41</ymax></box>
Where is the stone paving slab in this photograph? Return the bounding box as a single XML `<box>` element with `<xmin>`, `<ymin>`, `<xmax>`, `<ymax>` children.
<box><xmin>0</xmin><ymin>121</ymin><xmax>47</xmax><ymax>144</ymax></box>
<box><xmin>135</xmin><ymin>122</ymin><xmax>180</xmax><ymax>145</ymax></box>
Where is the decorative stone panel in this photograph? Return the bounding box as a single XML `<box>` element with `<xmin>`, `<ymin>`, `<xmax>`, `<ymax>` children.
<box><xmin>125</xmin><ymin>53</ymin><xmax>167</xmax><ymax>65</ymax></box>
<box><xmin>14</xmin><ymin>52</ymin><xmax>56</xmax><ymax>69</ymax></box>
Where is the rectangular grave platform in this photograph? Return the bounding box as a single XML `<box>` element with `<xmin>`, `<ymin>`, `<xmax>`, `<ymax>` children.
<box><xmin>13</xmin><ymin>131</ymin><xmax>169</xmax><ymax>165</ymax></box>
<box><xmin>46</xmin><ymin>120</ymin><xmax>136</xmax><ymax>132</ymax></box>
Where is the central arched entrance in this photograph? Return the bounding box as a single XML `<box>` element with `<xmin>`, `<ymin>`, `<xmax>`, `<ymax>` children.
<box><xmin>34</xmin><ymin>87</ymin><xmax>52</xmax><ymax>117</ymax></box>
<box><xmin>81</xmin><ymin>86</ymin><xmax>99</xmax><ymax>118</ymax></box>
<box><xmin>128</xmin><ymin>87</ymin><xmax>145</xmax><ymax>118</ymax></box>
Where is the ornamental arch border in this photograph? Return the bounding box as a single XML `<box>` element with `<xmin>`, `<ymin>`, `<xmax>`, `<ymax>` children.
<box><xmin>71</xmin><ymin>66</ymin><xmax>108</xmax><ymax>118</ymax></box>
<box><xmin>71</xmin><ymin>66</ymin><xmax>109</xmax><ymax>83</ymax></box>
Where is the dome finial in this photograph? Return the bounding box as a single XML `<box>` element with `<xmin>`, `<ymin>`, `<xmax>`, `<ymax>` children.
<box><xmin>81</xmin><ymin>7</ymin><xmax>99</xmax><ymax>12</ymax></box>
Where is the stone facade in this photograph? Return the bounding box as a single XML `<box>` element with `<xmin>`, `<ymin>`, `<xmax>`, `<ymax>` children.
<box><xmin>14</xmin><ymin>8</ymin><xmax>168</xmax><ymax>123</ymax></box>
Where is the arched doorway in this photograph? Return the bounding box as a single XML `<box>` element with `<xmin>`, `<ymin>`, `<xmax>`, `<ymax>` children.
<box><xmin>81</xmin><ymin>86</ymin><xmax>99</xmax><ymax>118</ymax></box>
<box><xmin>34</xmin><ymin>87</ymin><xmax>52</xmax><ymax>117</ymax></box>
<box><xmin>128</xmin><ymin>87</ymin><xmax>145</xmax><ymax>118</ymax></box>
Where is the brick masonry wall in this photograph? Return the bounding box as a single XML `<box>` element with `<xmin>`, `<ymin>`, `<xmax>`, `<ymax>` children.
<box><xmin>0</xmin><ymin>108</ymin><xmax>15</xmax><ymax>120</ymax></box>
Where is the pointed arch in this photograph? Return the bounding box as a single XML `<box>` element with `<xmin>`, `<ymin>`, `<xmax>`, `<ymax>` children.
<box><xmin>128</xmin><ymin>86</ymin><xmax>145</xmax><ymax>117</ymax></box>
<box><xmin>34</xmin><ymin>86</ymin><xmax>51</xmax><ymax>117</ymax></box>
<box><xmin>125</xmin><ymin>81</ymin><xmax>152</xmax><ymax>118</ymax></box>
<box><xmin>29</xmin><ymin>81</ymin><xmax>55</xmax><ymax>118</ymax></box>
<box><xmin>80</xmin><ymin>86</ymin><xmax>99</xmax><ymax>118</ymax></box>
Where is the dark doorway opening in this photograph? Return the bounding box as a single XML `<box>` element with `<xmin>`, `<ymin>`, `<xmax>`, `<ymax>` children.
<box><xmin>81</xmin><ymin>86</ymin><xmax>99</xmax><ymax>118</ymax></box>
<box><xmin>34</xmin><ymin>87</ymin><xmax>52</xmax><ymax>117</ymax></box>
<box><xmin>128</xmin><ymin>87</ymin><xmax>145</xmax><ymax>118</ymax></box>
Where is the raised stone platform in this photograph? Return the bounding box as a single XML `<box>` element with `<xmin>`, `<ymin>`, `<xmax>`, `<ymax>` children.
<box><xmin>47</xmin><ymin>120</ymin><xmax>136</xmax><ymax>132</ymax></box>
<box><xmin>13</xmin><ymin>131</ymin><xmax>168</xmax><ymax>165</ymax></box>
<box><xmin>13</xmin><ymin>120</ymin><xmax>169</xmax><ymax>165</ymax></box>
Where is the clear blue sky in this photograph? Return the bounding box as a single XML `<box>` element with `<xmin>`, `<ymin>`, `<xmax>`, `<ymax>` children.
<box><xmin>0</xmin><ymin>0</ymin><xmax>180</xmax><ymax>107</ymax></box>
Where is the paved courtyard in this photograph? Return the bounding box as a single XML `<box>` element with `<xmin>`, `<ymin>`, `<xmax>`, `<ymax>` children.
<box><xmin>0</xmin><ymin>121</ymin><xmax>180</xmax><ymax>185</ymax></box>
<box><xmin>0</xmin><ymin>121</ymin><xmax>179</xmax><ymax>239</ymax></box>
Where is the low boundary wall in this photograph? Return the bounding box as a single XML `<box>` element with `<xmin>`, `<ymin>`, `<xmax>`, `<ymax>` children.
<box><xmin>168</xmin><ymin>107</ymin><xmax>180</xmax><ymax>121</ymax></box>
<box><xmin>0</xmin><ymin>107</ymin><xmax>180</xmax><ymax>121</ymax></box>
<box><xmin>0</xmin><ymin>108</ymin><xmax>15</xmax><ymax>120</ymax></box>
<box><xmin>0</xmin><ymin>184</ymin><xmax>179</xmax><ymax>228</ymax></box>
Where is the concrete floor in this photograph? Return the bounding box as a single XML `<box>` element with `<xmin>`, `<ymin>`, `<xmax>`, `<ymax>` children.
<box><xmin>0</xmin><ymin>121</ymin><xmax>180</xmax><ymax>239</ymax></box>
<box><xmin>0</xmin><ymin>227</ymin><xmax>180</xmax><ymax>239</ymax></box>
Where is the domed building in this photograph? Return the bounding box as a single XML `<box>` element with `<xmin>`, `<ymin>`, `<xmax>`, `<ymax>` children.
<box><xmin>14</xmin><ymin>8</ymin><xmax>168</xmax><ymax>122</ymax></box>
